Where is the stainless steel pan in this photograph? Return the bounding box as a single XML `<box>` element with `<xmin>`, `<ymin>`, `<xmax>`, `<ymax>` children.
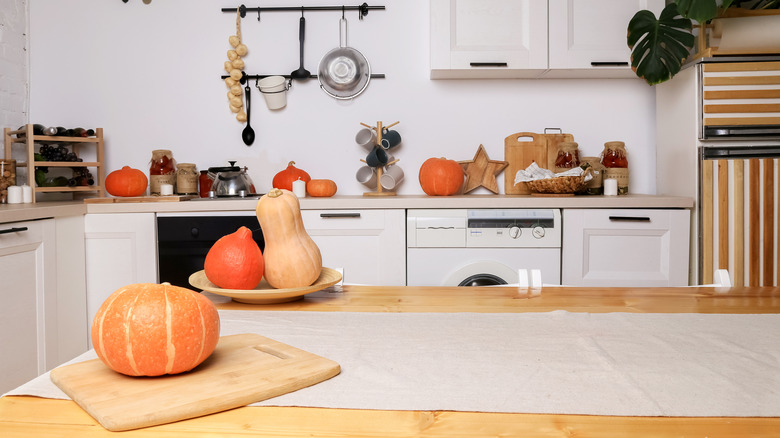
<box><xmin>318</xmin><ymin>17</ymin><xmax>371</xmax><ymax>100</ymax></box>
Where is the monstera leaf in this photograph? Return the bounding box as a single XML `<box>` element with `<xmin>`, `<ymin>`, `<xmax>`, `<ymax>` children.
<box><xmin>627</xmin><ymin>2</ymin><xmax>694</xmax><ymax>85</ymax></box>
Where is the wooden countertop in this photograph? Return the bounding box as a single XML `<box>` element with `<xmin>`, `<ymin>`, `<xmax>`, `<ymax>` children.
<box><xmin>1</xmin><ymin>194</ymin><xmax>694</xmax><ymax>224</ymax></box>
<box><xmin>2</xmin><ymin>285</ymin><xmax>779</xmax><ymax>437</ymax></box>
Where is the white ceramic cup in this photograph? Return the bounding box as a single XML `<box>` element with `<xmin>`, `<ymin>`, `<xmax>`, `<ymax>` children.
<box><xmin>355</xmin><ymin>128</ymin><xmax>377</xmax><ymax>151</ymax></box>
<box><xmin>380</xmin><ymin>164</ymin><xmax>404</xmax><ymax>190</ymax></box>
<box><xmin>355</xmin><ymin>165</ymin><xmax>377</xmax><ymax>187</ymax></box>
<box><xmin>7</xmin><ymin>185</ymin><xmax>22</xmax><ymax>204</ymax></box>
<box><xmin>258</xmin><ymin>76</ymin><xmax>288</xmax><ymax>110</ymax></box>
<box><xmin>603</xmin><ymin>178</ymin><xmax>618</xmax><ymax>196</ymax></box>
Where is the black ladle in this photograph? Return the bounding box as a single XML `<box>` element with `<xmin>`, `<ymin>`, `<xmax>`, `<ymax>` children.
<box><xmin>242</xmin><ymin>84</ymin><xmax>255</xmax><ymax>146</ymax></box>
<box><xmin>290</xmin><ymin>15</ymin><xmax>310</xmax><ymax>80</ymax></box>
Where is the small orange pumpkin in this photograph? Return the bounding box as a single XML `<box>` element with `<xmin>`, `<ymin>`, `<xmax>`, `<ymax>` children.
<box><xmin>307</xmin><ymin>179</ymin><xmax>337</xmax><ymax>197</ymax></box>
<box><xmin>91</xmin><ymin>283</ymin><xmax>220</xmax><ymax>376</ymax></box>
<box><xmin>272</xmin><ymin>161</ymin><xmax>311</xmax><ymax>192</ymax></box>
<box><xmin>419</xmin><ymin>157</ymin><xmax>464</xmax><ymax>196</ymax></box>
<box><xmin>105</xmin><ymin>166</ymin><xmax>148</xmax><ymax>197</ymax></box>
<box><xmin>204</xmin><ymin>226</ymin><xmax>264</xmax><ymax>290</ymax></box>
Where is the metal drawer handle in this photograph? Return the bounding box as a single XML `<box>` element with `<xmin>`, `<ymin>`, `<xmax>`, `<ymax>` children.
<box><xmin>591</xmin><ymin>61</ymin><xmax>629</xmax><ymax>67</ymax></box>
<box><xmin>608</xmin><ymin>216</ymin><xmax>650</xmax><ymax>222</ymax></box>
<box><xmin>320</xmin><ymin>213</ymin><xmax>361</xmax><ymax>218</ymax></box>
<box><xmin>469</xmin><ymin>62</ymin><xmax>508</xmax><ymax>68</ymax></box>
<box><xmin>0</xmin><ymin>226</ymin><xmax>29</xmax><ymax>235</ymax></box>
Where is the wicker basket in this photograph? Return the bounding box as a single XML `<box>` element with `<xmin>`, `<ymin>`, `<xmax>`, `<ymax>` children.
<box><xmin>525</xmin><ymin>169</ymin><xmax>590</xmax><ymax>195</ymax></box>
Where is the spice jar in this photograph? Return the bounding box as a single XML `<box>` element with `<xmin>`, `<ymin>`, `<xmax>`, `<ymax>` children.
<box><xmin>176</xmin><ymin>163</ymin><xmax>198</xmax><ymax>195</ymax></box>
<box><xmin>149</xmin><ymin>150</ymin><xmax>176</xmax><ymax>195</ymax></box>
<box><xmin>0</xmin><ymin>159</ymin><xmax>17</xmax><ymax>204</ymax></box>
<box><xmin>199</xmin><ymin>170</ymin><xmax>213</xmax><ymax>198</ymax></box>
<box><xmin>600</xmin><ymin>141</ymin><xmax>629</xmax><ymax>195</ymax></box>
<box><xmin>554</xmin><ymin>141</ymin><xmax>580</xmax><ymax>171</ymax></box>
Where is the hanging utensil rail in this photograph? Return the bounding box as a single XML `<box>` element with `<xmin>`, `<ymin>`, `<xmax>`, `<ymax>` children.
<box><xmin>223</xmin><ymin>3</ymin><xmax>385</xmax><ymax>20</ymax></box>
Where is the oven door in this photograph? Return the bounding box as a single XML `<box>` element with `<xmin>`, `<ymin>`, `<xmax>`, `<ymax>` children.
<box><xmin>157</xmin><ymin>213</ymin><xmax>263</xmax><ymax>289</ymax></box>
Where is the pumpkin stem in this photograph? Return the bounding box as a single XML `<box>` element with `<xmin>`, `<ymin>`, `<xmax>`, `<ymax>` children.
<box><xmin>288</xmin><ymin>161</ymin><xmax>296</xmax><ymax>167</ymax></box>
<box><xmin>268</xmin><ymin>188</ymin><xmax>283</xmax><ymax>198</ymax></box>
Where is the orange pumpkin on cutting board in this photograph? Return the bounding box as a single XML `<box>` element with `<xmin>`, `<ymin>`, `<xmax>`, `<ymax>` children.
<box><xmin>91</xmin><ymin>283</ymin><xmax>220</xmax><ymax>376</ymax></box>
<box><xmin>105</xmin><ymin>166</ymin><xmax>148</xmax><ymax>197</ymax></box>
<box><xmin>272</xmin><ymin>161</ymin><xmax>311</xmax><ymax>191</ymax></box>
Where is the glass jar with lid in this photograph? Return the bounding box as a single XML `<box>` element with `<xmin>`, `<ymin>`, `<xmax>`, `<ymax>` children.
<box><xmin>0</xmin><ymin>159</ymin><xmax>17</xmax><ymax>204</ymax></box>
<box><xmin>149</xmin><ymin>149</ymin><xmax>176</xmax><ymax>195</ymax></box>
<box><xmin>554</xmin><ymin>141</ymin><xmax>580</xmax><ymax>171</ymax></box>
<box><xmin>600</xmin><ymin>141</ymin><xmax>629</xmax><ymax>195</ymax></box>
<box><xmin>176</xmin><ymin>163</ymin><xmax>198</xmax><ymax>195</ymax></box>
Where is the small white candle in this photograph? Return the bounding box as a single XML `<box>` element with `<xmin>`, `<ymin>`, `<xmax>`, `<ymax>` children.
<box><xmin>160</xmin><ymin>183</ymin><xmax>174</xmax><ymax>196</ymax></box>
<box><xmin>7</xmin><ymin>186</ymin><xmax>22</xmax><ymax>204</ymax></box>
<box><xmin>603</xmin><ymin>179</ymin><xmax>618</xmax><ymax>196</ymax></box>
<box><xmin>21</xmin><ymin>185</ymin><xmax>33</xmax><ymax>203</ymax></box>
<box><xmin>292</xmin><ymin>178</ymin><xmax>306</xmax><ymax>198</ymax></box>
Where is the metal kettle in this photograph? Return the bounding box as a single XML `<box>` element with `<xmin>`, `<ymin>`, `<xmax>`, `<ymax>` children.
<box><xmin>207</xmin><ymin>161</ymin><xmax>255</xmax><ymax>197</ymax></box>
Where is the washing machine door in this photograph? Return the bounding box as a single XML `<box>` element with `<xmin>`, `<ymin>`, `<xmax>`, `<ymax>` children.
<box><xmin>445</xmin><ymin>261</ymin><xmax>517</xmax><ymax>287</ymax></box>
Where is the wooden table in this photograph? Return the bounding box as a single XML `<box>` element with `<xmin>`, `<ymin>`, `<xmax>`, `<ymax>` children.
<box><xmin>2</xmin><ymin>285</ymin><xmax>780</xmax><ymax>437</ymax></box>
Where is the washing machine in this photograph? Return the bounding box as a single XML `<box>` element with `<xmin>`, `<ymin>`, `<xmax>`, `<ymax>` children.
<box><xmin>406</xmin><ymin>209</ymin><xmax>561</xmax><ymax>286</ymax></box>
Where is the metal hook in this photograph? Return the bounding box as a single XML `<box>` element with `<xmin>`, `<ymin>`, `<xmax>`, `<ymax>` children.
<box><xmin>342</xmin><ymin>5</ymin><xmax>345</xmax><ymax>19</ymax></box>
<box><xmin>301</xmin><ymin>6</ymin><xmax>304</xmax><ymax>17</ymax></box>
<box><xmin>257</xmin><ymin>7</ymin><xmax>261</xmax><ymax>21</ymax></box>
<box><xmin>359</xmin><ymin>2</ymin><xmax>368</xmax><ymax>20</ymax></box>
<box><xmin>238</xmin><ymin>4</ymin><xmax>246</xmax><ymax>18</ymax></box>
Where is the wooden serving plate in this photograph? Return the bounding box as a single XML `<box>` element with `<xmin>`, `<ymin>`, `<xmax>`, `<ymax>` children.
<box><xmin>189</xmin><ymin>268</ymin><xmax>342</xmax><ymax>304</ymax></box>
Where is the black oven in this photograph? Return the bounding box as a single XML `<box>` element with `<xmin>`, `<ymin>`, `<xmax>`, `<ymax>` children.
<box><xmin>157</xmin><ymin>213</ymin><xmax>264</xmax><ymax>289</ymax></box>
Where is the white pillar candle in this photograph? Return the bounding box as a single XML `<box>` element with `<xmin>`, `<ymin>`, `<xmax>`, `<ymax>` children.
<box><xmin>21</xmin><ymin>185</ymin><xmax>33</xmax><ymax>203</ymax></box>
<box><xmin>160</xmin><ymin>183</ymin><xmax>174</xmax><ymax>196</ymax></box>
<box><xmin>603</xmin><ymin>178</ymin><xmax>618</xmax><ymax>196</ymax></box>
<box><xmin>7</xmin><ymin>186</ymin><xmax>22</xmax><ymax>204</ymax></box>
<box><xmin>292</xmin><ymin>178</ymin><xmax>306</xmax><ymax>198</ymax></box>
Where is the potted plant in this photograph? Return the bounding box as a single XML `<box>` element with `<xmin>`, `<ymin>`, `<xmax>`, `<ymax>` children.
<box><xmin>627</xmin><ymin>0</ymin><xmax>780</xmax><ymax>85</ymax></box>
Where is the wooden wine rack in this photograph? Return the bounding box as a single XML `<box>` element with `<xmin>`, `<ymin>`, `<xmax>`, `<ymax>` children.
<box><xmin>4</xmin><ymin>124</ymin><xmax>105</xmax><ymax>203</ymax></box>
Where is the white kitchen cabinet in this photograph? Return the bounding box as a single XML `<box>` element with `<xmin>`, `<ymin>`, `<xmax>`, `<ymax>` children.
<box><xmin>84</xmin><ymin>213</ymin><xmax>157</xmax><ymax>330</ymax></box>
<box><xmin>0</xmin><ymin>219</ymin><xmax>57</xmax><ymax>394</ymax></box>
<box><xmin>562</xmin><ymin>209</ymin><xmax>690</xmax><ymax>286</ymax></box>
<box><xmin>430</xmin><ymin>0</ymin><xmax>663</xmax><ymax>79</ymax></box>
<box><xmin>301</xmin><ymin>209</ymin><xmax>406</xmax><ymax>286</ymax></box>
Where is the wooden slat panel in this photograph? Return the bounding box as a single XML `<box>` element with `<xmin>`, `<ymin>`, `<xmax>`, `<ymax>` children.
<box><xmin>703</xmin><ymin>89</ymin><xmax>780</xmax><ymax>99</ymax></box>
<box><xmin>703</xmin><ymin>61</ymin><xmax>780</xmax><ymax>72</ymax></box>
<box><xmin>749</xmin><ymin>159</ymin><xmax>761</xmax><ymax>287</ymax></box>
<box><xmin>734</xmin><ymin>160</ymin><xmax>745</xmax><ymax>287</ymax></box>
<box><xmin>704</xmin><ymin>103</ymin><xmax>780</xmax><ymax>113</ymax></box>
<box><xmin>703</xmin><ymin>75</ymin><xmax>780</xmax><ymax>86</ymax></box>
<box><xmin>763</xmin><ymin>159</ymin><xmax>774</xmax><ymax>286</ymax></box>
<box><xmin>718</xmin><ymin>160</ymin><xmax>729</xmax><ymax>270</ymax></box>
<box><xmin>702</xmin><ymin>159</ymin><xmax>714</xmax><ymax>285</ymax></box>
<box><xmin>704</xmin><ymin>117</ymin><xmax>780</xmax><ymax>126</ymax></box>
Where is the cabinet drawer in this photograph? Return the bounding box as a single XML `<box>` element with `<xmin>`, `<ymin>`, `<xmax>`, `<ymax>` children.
<box><xmin>562</xmin><ymin>209</ymin><xmax>691</xmax><ymax>286</ymax></box>
<box><xmin>301</xmin><ymin>210</ymin><xmax>386</xmax><ymax>232</ymax></box>
<box><xmin>0</xmin><ymin>220</ymin><xmax>45</xmax><ymax>250</ymax></box>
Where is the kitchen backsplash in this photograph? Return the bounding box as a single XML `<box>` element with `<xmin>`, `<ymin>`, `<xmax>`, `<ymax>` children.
<box><xmin>23</xmin><ymin>0</ymin><xmax>657</xmax><ymax>196</ymax></box>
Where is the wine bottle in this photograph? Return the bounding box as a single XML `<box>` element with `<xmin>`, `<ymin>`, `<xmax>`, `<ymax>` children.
<box><xmin>72</xmin><ymin>127</ymin><xmax>88</xmax><ymax>137</ymax></box>
<box><xmin>32</xmin><ymin>124</ymin><xmax>57</xmax><ymax>135</ymax></box>
<box><xmin>55</xmin><ymin>126</ymin><xmax>68</xmax><ymax>136</ymax></box>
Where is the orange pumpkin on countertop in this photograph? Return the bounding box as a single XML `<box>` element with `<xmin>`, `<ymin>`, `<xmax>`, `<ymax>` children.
<box><xmin>204</xmin><ymin>226</ymin><xmax>264</xmax><ymax>290</ymax></box>
<box><xmin>418</xmin><ymin>157</ymin><xmax>464</xmax><ymax>196</ymax></box>
<box><xmin>91</xmin><ymin>283</ymin><xmax>220</xmax><ymax>376</ymax></box>
<box><xmin>306</xmin><ymin>179</ymin><xmax>337</xmax><ymax>197</ymax></box>
<box><xmin>105</xmin><ymin>166</ymin><xmax>148</xmax><ymax>197</ymax></box>
<box><xmin>272</xmin><ymin>161</ymin><xmax>311</xmax><ymax>192</ymax></box>
<box><xmin>255</xmin><ymin>188</ymin><xmax>322</xmax><ymax>288</ymax></box>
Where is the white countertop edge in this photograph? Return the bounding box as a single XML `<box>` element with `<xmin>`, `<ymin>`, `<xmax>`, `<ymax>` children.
<box><xmin>1</xmin><ymin>194</ymin><xmax>694</xmax><ymax>223</ymax></box>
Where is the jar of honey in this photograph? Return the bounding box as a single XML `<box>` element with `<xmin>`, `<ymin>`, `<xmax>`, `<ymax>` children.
<box><xmin>149</xmin><ymin>150</ymin><xmax>176</xmax><ymax>195</ymax></box>
<box><xmin>600</xmin><ymin>141</ymin><xmax>629</xmax><ymax>195</ymax></box>
<box><xmin>554</xmin><ymin>141</ymin><xmax>580</xmax><ymax>171</ymax></box>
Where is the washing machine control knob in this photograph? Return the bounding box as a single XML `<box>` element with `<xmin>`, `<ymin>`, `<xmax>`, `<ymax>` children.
<box><xmin>532</xmin><ymin>226</ymin><xmax>545</xmax><ymax>239</ymax></box>
<box><xmin>508</xmin><ymin>226</ymin><xmax>522</xmax><ymax>239</ymax></box>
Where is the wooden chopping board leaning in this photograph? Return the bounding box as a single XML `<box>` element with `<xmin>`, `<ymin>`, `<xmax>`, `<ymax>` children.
<box><xmin>504</xmin><ymin>130</ymin><xmax>574</xmax><ymax>195</ymax></box>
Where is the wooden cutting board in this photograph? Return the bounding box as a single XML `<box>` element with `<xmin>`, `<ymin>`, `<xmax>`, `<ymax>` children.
<box><xmin>504</xmin><ymin>132</ymin><xmax>548</xmax><ymax>195</ymax></box>
<box><xmin>83</xmin><ymin>195</ymin><xmax>197</xmax><ymax>203</ymax></box>
<box><xmin>50</xmin><ymin>334</ymin><xmax>340</xmax><ymax>431</ymax></box>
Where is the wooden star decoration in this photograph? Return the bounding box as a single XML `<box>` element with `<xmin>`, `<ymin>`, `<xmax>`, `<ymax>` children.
<box><xmin>458</xmin><ymin>144</ymin><xmax>508</xmax><ymax>194</ymax></box>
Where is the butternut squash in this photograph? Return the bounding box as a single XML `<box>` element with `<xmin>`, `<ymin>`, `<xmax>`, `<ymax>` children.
<box><xmin>255</xmin><ymin>188</ymin><xmax>322</xmax><ymax>288</ymax></box>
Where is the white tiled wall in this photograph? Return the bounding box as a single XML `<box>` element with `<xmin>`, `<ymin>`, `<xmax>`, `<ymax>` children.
<box><xmin>0</xmin><ymin>0</ymin><xmax>28</xmax><ymax>131</ymax></box>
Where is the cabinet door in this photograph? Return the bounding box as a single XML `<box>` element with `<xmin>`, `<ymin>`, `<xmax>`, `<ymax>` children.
<box><xmin>431</xmin><ymin>0</ymin><xmax>548</xmax><ymax>78</ymax></box>
<box><xmin>0</xmin><ymin>219</ymin><xmax>56</xmax><ymax>394</ymax></box>
<box><xmin>84</xmin><ymin>213</ymin><xmax>157</xmax><ymax>331</ymax></box>
<box><xmin>562</xmin><ymin>209</ymin><xmax>690</xmax><ymax>286</ymax></box>
<box><xmin>547</xmin><ymin>0</ymin><xmax>664</xmax><ymax>74</ymax></box>
<box><xmin>301</xmin><ymin>210</ymin><xmax>406</xmax><ymax>286</ymax></box>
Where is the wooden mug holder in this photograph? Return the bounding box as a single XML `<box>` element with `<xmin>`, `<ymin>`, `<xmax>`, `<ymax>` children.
<box><xmin>360</xmin><ymin>120</ymin><xmax>400</xmax><ymax>197</ymax></box>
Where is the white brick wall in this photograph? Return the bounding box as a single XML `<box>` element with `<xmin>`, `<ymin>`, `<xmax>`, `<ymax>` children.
<box><xmin>0</xmin><ymin>0</ymin><xmax>28</xmax><ymax>135</ymax></box>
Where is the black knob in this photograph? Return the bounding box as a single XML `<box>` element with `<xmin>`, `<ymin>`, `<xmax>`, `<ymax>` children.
<box><xmin>191</xmin><ymin>227</ymin><xmax>199</xmax><ymax>238</ymax></box>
